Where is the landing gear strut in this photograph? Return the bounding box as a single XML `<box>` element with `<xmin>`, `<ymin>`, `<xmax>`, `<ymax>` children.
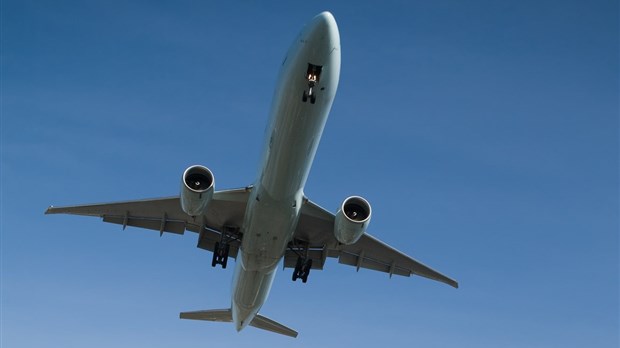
<box><xmin>292</xmin><ymin>257</ymin><xmax>313</xmax><ymax>283</ymax></box>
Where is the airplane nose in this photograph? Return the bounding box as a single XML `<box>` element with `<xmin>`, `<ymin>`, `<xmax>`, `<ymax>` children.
<box><xmin>312</xmin><ymin>11</ymin><xmax>336</xmax><ymax>30</ymax></box>
<box><xmin>305</xmin><ymin>11</ymin><xmax>339</xmax><ymax>46</ymax></box>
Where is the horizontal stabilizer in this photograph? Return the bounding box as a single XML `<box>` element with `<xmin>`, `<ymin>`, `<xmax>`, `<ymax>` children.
<box><xmin>180</xmin><ymin>309</ymin><xmax>297</xmax><ymax>338</ymax></box>
<box><xmin>250</xmin><ymin>314</ymin><xmax>298</xmax><ymax>338</ymax></box>
<box><xmin>180</xmin><ymin>309</ymin><xmax>232</xmax><ymax>322</ymax></box>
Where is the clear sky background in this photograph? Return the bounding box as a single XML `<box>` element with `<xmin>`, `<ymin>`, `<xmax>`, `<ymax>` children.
<box><xmin>2</xmin><ymin>1</ymin><xmax>618</xmax><ymax>347</ymax></box>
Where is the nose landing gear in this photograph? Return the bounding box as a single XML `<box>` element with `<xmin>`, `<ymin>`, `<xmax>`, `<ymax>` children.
<box><xmin>302</xmin><ymin>87</ymin><xmax>316</xmax><ymax>104</ymax></box>
<box><xmin>302</xmin><ymin>63</ymin><xmax>322</xmax><ymax>104</ymax></box>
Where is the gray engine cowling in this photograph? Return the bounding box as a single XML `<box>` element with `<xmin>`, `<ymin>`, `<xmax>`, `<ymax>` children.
<box><xmin>334</xmin><ymin>196</ymin><xmax>371</xmax><ymax>245</ymax></box>
<box><xmin>180</xmin><ymin>165</ymin><xmax>215</xmax><ymax>216</ymax></box>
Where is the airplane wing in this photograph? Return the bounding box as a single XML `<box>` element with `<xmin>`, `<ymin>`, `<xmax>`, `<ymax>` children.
<box><xmin>45</xmin><ymin>187</ymin><xmax>252</xmax><ymax>259</ymax></box>
<box><xmin>288</xmin><ymin>197</ymin><xmax>459</xmax><ymax>288</ymax></box>
<box><xmin>46</xmin><ymin>188</ymin><xmax>457</xmax><ymax>287</ymax></box>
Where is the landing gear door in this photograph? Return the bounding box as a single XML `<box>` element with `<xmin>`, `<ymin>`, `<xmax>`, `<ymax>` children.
<box><xmin>306</xmin><ymin>63</ymin><xmax>323</xmax><ymax>84</ymax></box>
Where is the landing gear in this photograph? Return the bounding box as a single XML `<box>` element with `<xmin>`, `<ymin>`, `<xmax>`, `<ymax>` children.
<box><xmin>212</xmin><ymin>241</ymin><xmax>230</xmax><ymax>268</ymax></box>
<box><xmin>302</xmin><ymin>81</ymin><xmax>317</xmax><ymax>104</ymax></box>
<box><xmin>302</xmin><ymin>63</ymin><xmax>321</xmax><ymax>104</ymax></box>
<box><xmin>292</xmin><ymin>257</ymin><xmax>312</xmax><ymax>283</ymax></box>
<box><xmin>210</xmin><ymin>226</ymin><xmax>239</xmax><ymax>269</ymax></box>
<box><xmin>290</xmin><ymin>240</ymin><xmax>313</xmax><ymax>283</ymax></box>
<box><xmin>302</xmin><ymin>90</ymin><xmax>317</xmax><ymax>104</ymax></box>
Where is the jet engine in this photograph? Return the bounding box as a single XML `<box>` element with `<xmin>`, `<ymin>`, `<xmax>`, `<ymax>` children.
<box><xmin>334</xmin><ymin>196</ymin><xmax>371</xmax><ymax>245</ymax></box>
<box><xmin>180</xmin><ymin>165</ymin><xmax>215</xmax><ymax>216</ymax></box>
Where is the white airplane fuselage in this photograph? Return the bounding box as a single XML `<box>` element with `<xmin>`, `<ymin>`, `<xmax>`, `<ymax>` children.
<box><xmin>231</xmin><ymin>12</ymin><xmax>341</xmax><ymax>331</ymax></box>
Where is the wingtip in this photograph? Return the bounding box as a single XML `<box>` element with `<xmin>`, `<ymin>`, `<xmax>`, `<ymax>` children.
<box><xmin>445</xmin><ymin>278</ymin><xmax>459</xmax><ymax>289</ymax></box>
<box><xmin>44</xmin><ymin>206</ymin><xmax>54</xmax><ymax>214</ymax></box>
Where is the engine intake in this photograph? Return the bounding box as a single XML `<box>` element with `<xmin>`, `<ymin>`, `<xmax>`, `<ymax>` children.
<box><xmin>180</xmin><ymin>165</ymin><xmax>215</xmax><ymax>216</ymax></box>
<box><xmin>334</xmin><ymin>196</ymin><xmax>371</xmax><ymax>245</ymax></box>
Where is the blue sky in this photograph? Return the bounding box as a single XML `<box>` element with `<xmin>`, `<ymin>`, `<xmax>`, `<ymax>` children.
<box><xmin>2</xmin><ymin>1</ymin><xmax>618</xmax><ymax>347</ymax></box>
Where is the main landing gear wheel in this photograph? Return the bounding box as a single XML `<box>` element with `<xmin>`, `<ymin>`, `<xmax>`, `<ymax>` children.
<box><xmin>292</xmin><ymin>257</ymin><xmax>312</xmax><ymax>283</ymax></box>
<box><xmin>302</xmin><ymin>89</ymin><xmax>317</xmax><ymax>104</ymax></box>
<box><xmin>211</xmin><ymin>242</ymin><xmax>230</xmax><ymax>269</ymax></box>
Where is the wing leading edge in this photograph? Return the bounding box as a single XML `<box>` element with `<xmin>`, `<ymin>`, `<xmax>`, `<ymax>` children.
<box><xmin>45</xmin><ymin>187</ymin><xmax>253</xmax><ymax>258</ymax></box>
<box><xmin>290</xmin><ymin>197</ymin><xmax>459</xmax><ymax>288</ymax></box>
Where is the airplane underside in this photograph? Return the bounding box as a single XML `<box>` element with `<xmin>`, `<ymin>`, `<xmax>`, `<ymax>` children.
<box><xmin>45</xmin><ymin>11</ymin><xmax>457</xmax><ymax>339</ymax></box>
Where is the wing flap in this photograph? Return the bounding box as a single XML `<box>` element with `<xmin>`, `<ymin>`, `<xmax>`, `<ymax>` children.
<box><xmin>102</xmin><ymin>215</ymin><xmax>188</xmax><ymax>234</ymax></box>
<box><xmin>338</xmin><ymin>249</ymin><xmax>412</xmax><ymax>277</ymax></box>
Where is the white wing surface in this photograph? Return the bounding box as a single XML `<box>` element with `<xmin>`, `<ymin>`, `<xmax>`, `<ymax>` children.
<box><xmin>288</xmin><ymin>198</ymin><xmax>459</xmax><ymax>288</ymax></box>
<box><xmin>46</xmin><ymin>188</ymin><xmax>457</xmax><ymax>288</ymax></box>
<box><xmin>45</xmin><ymin>188</ymin><xmax>252</xmax><ymax>258</ymax></box>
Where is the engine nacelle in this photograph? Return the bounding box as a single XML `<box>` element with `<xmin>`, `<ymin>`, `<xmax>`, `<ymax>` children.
<box><xmin>180</xmin><ymin>165</ymin><xmax>215</xmax><ymax>216</ymax></box>
<box><xmin>334</xmin><ymin>196</ymin><xmax>372</xmax><ymax>245</ymax></box>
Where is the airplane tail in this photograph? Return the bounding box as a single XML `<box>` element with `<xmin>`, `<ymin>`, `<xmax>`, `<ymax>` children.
<box><xmin>180</xmin><ymin>309</ymin><xmax>298</xmax><ymax>338</ymax></box>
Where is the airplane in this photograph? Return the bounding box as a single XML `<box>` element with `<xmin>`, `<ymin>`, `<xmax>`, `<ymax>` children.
<box><xmin>45</xmin><ymin>11</ymin><xmax>458</xmax><ymax>338</ymax></box>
